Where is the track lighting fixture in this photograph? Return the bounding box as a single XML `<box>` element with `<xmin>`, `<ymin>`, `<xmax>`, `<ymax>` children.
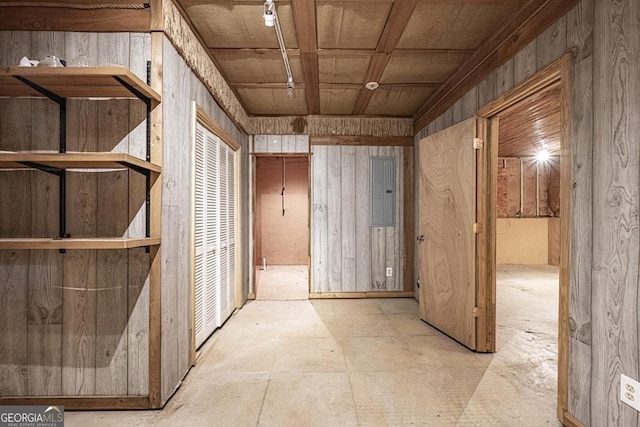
<box><xmin>262</xmin><ymin>0</ymin><xmax>295</xmax><ymax>98</ymax></box>
<box><xmin>287</xmin><ymin>77</ymin><xmax>295</xmax><ymax>97</ymax></box>
<box><xmin>263</xmin><ymin>0</ymin><xmax>275</xmax><ymax>27</ymax></box>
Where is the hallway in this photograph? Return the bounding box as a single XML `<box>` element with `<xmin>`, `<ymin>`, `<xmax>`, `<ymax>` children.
<box><xmin>66</xmin><ymin>266</ymin><xmax>559</xmax><ymax>426</ymax></box>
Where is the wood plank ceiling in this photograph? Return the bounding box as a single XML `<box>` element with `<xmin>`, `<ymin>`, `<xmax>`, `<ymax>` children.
<box><xmin>498</xmin><ymin>86</ymin><xmax>561</xmax><ymax>157</ymax></box>
<box><xmin>177</xmin><ymin>0</ymin><xmax>529</xmax><ymax>117</ymax></box>
<box><xmin>168</xmin><ymin>0</ymin><xmax>582</xmax><ymax>126</ymax></box>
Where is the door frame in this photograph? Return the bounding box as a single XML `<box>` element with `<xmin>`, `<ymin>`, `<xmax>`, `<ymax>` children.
<box><xmin>250</xmin><ymin>153</ymin><xmax>312</xmax><ymax>297</ymax></box>
<box><xmin>475</xmin><ymin>54</ymin><xmax>571</xmax><ymax>422</ymax></box>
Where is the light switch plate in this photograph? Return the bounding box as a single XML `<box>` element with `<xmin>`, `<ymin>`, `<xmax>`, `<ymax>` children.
<box><xmin>621</xmin><ymin>374</ymin><xmax>640</xmax><ymax>412</ymax></box>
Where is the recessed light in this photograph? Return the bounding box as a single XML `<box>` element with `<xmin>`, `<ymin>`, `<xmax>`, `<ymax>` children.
<box><xmin>365</xmin><ymin>81</ymin><xmax>379</xmax><ymax>90</ymax></box>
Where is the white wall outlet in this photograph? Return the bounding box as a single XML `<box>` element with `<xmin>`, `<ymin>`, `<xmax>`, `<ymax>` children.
<box><xmin>621</xmin><ymin>374</ymin><xmax>640</xmax><ymax>412</ymax></box>
<box><xmin>386</xmin><ymin>267</ymin><xmax>393</xmax><ymax>277</ymax></box>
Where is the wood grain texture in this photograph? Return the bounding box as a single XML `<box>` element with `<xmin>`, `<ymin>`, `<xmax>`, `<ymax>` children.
<box><xmin>0</xmin><ymin>7</ymin><xmax>150</xmax><ymax>32</ymax></box>
<box><xmin>95</xmin><ymin>250</ymin><xmax>128</xmax><ymax>395</ymax></box>
<box><xmin>354</xmin><ymin>146</ymin><xmax>370</xmax><ymax>292</ymax></box>
<box><xmin>0</xmin><ymin>31</ymin><xmax>159</xmax><ymax>404</ymax></box>
<box><xmin>537</xmin><ymin>15</ymin><xmax>568</xmax><ymax>69</ymax></box>
<box><xmin>413</xmin><ymin>0</ymin><xmax>580</xmax><ymax>130</ymax></box>
<box><xmin>0</xmin><ymin>396</ymin><xmax>150</xmax><ymax>410</ymax></box>
<box><xmin>326</xmin><ymin>146</ymin><xmax>342</xmax><ymax>292</ymax></box>
<box><xmin>27</xmin><ymin>121</ymin><xmax>63</xmax><ymax>392</ymax></box>
<box><xmin>160</xmin><ymin>40</ymin><xmax>184</xmax><ymax>403</ymax></box>
<box><xmin>311</xmin><ymin>145</ymin><xmax>405</xmax><ymax>294</ymax></box>
<box><xmin>591</xmin><ymin>0</ymin><xmax>640</xmax><ymax>425</ymax></box>
<box><xmin>418</xmin><ymin>118</ymin><xmax>476</xmax><ymax>349</ymax></box>
<box><xmin>62</xmin><ymin>250</ymin><xmax>97</xmax><ymax>396</ymax></box>
<box><xmin>311</xmin><ymin>145</ymin><xmax>328</xmax><ymax>291</ymax></box>
<box><xmin>548</xmin><ymin>217</ymin><xmax>561</xmax><ymax>266</ymax></box>
<box><xmin>513</xmin><ymin>40</ymin><xmax>537</xmax><ymax>86</ymax></box>
<box><xmin>0</xmin><ymin>250</ymin><xmax>29</xmax><ymax>396</ymax></box>
<box><xmin>128</xmin><ymin>248</ymin><xmax>149</xmax><ymax>396</ymax></box>
<box><xmin>566</xmin><ymin>1</ymin><xmax>593</xmax><ymax>421</ymax></box>
<box><xmin>477</xmin><ymin>70</ymin><xmax>497</xmax><ymax>109</ymax></box>
<box><xmin>402</xmin><ymin>146</ymin><xmax>414</xmax><ymax>292</ymax></box>
<box><xmin>340</xmin><ymin>146</ymin><xmax>356</xmax><ymax>292</ymax></box>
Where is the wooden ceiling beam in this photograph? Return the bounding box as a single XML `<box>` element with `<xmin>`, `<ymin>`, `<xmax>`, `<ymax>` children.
<box><xmin>292</xmin><ymin>0</ymin><xmax>320</xmax><ymax>114</ymax></box>
<box><xmin>413</xmin><ymin>0</ymin><xmax>580</xmax><ymax>131</ymax></box>
<box><xmin>210</xmin><ymin>48</ymin><xmax>302</xmax><ymax>57</ymax></box>
<box><xmin>351</xmin><ymin>0</ymin><xmax>417</xmax><ymax>115</ymax></box>
<box><xmin>233</xmin><ymin>82</ymin><xmax>307</xmax><ymax>89</ymax></box>
<box><xmin>351</xmin><ymin>52</ymin><xmax>390</xmax><ymax>114</ymax></box>
<box><xmin>376</xmin><ymin>0</ymin><xmax>418</xmax><ymax>53</ymax></box>
<box><xmin>231</xmin><ymin>82</ymin><xmax>440</xmax><ymax>90</ymax></box>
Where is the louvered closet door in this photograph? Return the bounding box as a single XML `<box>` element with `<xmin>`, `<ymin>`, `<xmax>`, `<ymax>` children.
<box><xmin>194</xmin><ymin>126</ymin><xmax>205</xmax><ymax>344</ymax></box>
<box><xmin>205</xmin><ymin>132</ymin><xmax>220</xmax><ymax>333</ymax></box>
<box><xmin>195</xmin><ymin>124</ymin><xmax>218</xmax><ymax>347</ymax></box>
<box><xmin>219</xmin><ymin>143</ymin><xmax>236</xmax><ymax>321</ymax></box>
<box><xmin>194</xmin><ymin>123</ymin><xmax>237</xmax><ymax>348</ymax></box>
<box><xmin>226</xmin><ymin>146</ymin><xmax>236</xmax><ymax>318</ymax></box>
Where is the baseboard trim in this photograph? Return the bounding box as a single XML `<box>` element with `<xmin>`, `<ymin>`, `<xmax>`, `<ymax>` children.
<box><xmin>309</xmin><ymin>291</ymin><xmax>415</xmax><ymax>299</ymax></box>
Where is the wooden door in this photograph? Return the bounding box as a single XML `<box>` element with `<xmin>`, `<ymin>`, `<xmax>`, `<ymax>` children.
<box><xmin>418</xmin><ymin>118</ymin><xmax>478</xmax><ymax>350</ymax></box>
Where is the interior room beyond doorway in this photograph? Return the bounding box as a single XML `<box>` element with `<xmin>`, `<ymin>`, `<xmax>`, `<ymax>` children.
<box><xmin>254</xmin><ymin>156</ymin><xmax>310</xmax><ymax>299</ymax></box>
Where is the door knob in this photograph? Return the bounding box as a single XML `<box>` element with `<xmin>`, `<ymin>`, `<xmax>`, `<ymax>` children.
<box><xmin>417</xmin><ymin>235</ymin><xmax>424</xmax><ymax>243</ymax></box>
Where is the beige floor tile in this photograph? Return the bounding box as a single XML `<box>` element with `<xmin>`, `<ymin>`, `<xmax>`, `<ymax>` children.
<box><xmin>312</xmin><ymin>299</ymin><xmax>384</xmax><ymax>316</ymax></box>
<box><xmin>65</xmin><ymin>411</ymin><xmax>159</xmax><ymax>427</ymax></box>
<box><xmin>342</xmin><ymin>336</ymin><xmax>417</xmax><ymax>373</ymax></box>
<box><xmin>376</xmin><ymin>298</ymin><xmax>419</xmax><ymax>314</ymax></box>
<box><xmin>320</xmin><ymin>313</ymin><xmax>398</xmax><ymax>339</ymax></box>
<box><xmin>64</xmin><ymin>265</ymin><xmax>560</xmax><ymax>426</ymax></box>
<box><xmin>350</xmin><ymin>369</ymin><xmax>484</xmax><ymax>426</ymax></box>
<box><xmin>272</xmin><ymin>336</ymin><xmax>346</xmax><ymax>373</ymax></box>
<box><xmin>257</xmin><ymin>265</ymin><xmax>309</xmax><ymax>301</ymax></box>
<box><xmin>155</xmin><ymin>372</ymin><xmax>269</xmax><ymax>427</ymax></box>
<box><xmin>385</xmin><ymin>313</ymin><xmax>440</xmax><ymax>336</ymax></box>
<box><xmin>258</xmin><ymin>372</ymin><xmax>358</xmax><ymax>427</ymax></box>
<box><xmin>400</xmin><ymin>334</ymin><xmax>492</xmax><ymax>370</ymax></box>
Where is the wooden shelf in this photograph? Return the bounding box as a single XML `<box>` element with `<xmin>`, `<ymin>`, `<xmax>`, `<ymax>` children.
<box><xmin>0</xmin><ymin>237</ymin><xmax>161</xmax><ymax>250</ymax></box>
<box><xmin>0</xmin><ymin>66</ymin><xmax>161</xmax><ymax>107</ymax></box>
<box><xmin>0</xmin><ymin>152</ymin><xmax>161</xmax><ymax>176</ymax></box>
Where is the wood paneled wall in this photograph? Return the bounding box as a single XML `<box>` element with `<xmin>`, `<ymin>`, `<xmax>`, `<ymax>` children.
<box><xmin>415</xmin><ymin>1</ymin><xmax>640</xmax><ymax>425</ymax></box>
<box><xmin>311</xmin><ymin>145</ymin><xmax>405</xmax><ymax>293</ymax></box>
<box><xmin>160</xmin><ymin>37</ymin><xmax>249</xmax><ymax>403</ymax></box>
<box><xmin>0</xmin><ymin>31</ymin><xmax>151</xmax><ymax>397</ymax></box>
<box><xmin>253</xmin><ymin>135</ymin><xmax>309</xmax><ymax>154</ymax></box>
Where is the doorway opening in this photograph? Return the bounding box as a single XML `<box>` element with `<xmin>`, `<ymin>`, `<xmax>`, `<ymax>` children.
<box><xmin>477</xmin><ymin>55</ymin><xmax>571</xmax><ymax>422</ymax></box>
<box><xmin>254</xmin><ymin>155</ymin><xmax>310</xmax><ymax>300</ymax></box>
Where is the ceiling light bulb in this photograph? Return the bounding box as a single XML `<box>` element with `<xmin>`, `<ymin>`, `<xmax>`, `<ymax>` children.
<box><xmin>535</xmin><ymin>149</ymin><xmax>551</xmax><ymax>163</ymax></box>
<box><xmin>264</xmin><ymin>10</ymin><xmax>275</xmax><ymax>26</ymax></box>
<box><xmin>263</xmin><ymin>1</ymin><xmax>275</xmax><ymax>27</ymax></box>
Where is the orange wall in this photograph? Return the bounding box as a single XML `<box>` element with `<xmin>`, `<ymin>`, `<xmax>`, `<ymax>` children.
<box><xmin>255</xmin><ymin>157</ymin><xmax>309</xmax><ymax>265</ymax></box>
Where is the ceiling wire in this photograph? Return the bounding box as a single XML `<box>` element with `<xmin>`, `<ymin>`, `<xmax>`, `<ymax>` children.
<box><xmin>266</xmin><ymin>0</ymin><xmax>295</xmax><ymax>96</ymax></box>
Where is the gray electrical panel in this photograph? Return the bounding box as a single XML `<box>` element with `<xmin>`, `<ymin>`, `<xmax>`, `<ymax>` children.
<box><xmin>370</xmin><ymin>157</ymin><xmax>395</xmax><ymax>226</ymax></box>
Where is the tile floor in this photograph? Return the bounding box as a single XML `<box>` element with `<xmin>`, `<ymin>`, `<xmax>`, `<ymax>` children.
<box><xmin>66</xmin><ymin>264</ymin><xmax>560</xmax><ymax>426</ymax></box>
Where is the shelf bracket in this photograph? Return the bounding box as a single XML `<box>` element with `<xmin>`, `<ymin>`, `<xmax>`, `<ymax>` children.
<box><xmin>12</xmin><ymin>77</ymin><xmax>68</xmax><ymax>241</ymax></box>
<box><xmin>17</xmin><ymin>162</ymin><xmax>63</xmax><ymax>176</ymax></box>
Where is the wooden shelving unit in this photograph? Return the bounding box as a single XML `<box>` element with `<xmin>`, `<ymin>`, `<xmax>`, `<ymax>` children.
<box><xmin>0</xmin><ymin>66</ymin><xmax>161</xmax><ymax>107</ymax></box>
<box><xmin>0</xmin><ymin>66</ymin><xmax>161</xmax><ymax>250</ymax></box>
<box><xmin>0</xmin><ymin>237</ymin><xmax>161</xmax><ymax>250</ymax></box>
<box><xmin>0</xmin><ymin>152</ymin><xmax>161</xmax><ymax>179</ymax></box>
